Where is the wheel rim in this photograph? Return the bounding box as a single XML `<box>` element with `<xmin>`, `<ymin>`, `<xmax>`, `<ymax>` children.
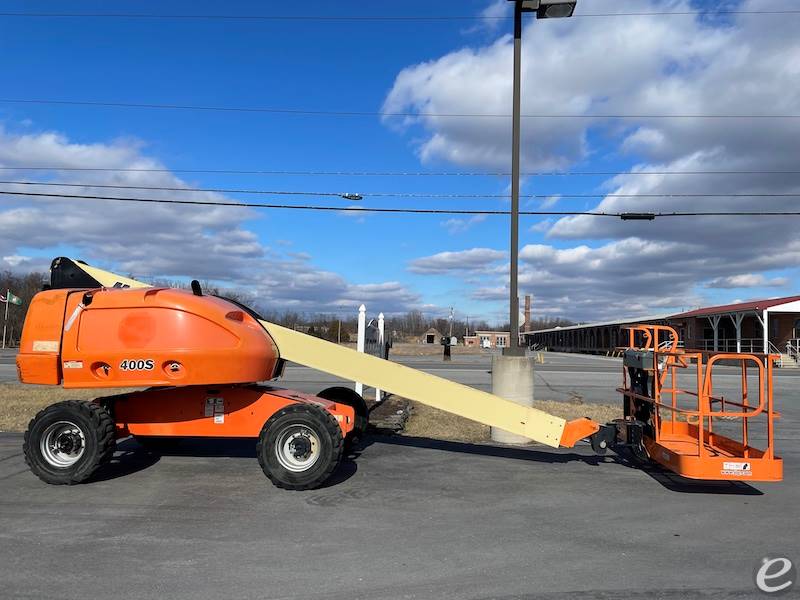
<box><xmin>40</xmin><ymin>420</ymin><xmax>86</xmax><ymax>468</ymax></box>
<box><xmin>274</xmin><ymin>424</ymin><xmax>321</xmax><ymax>473</ymax></box>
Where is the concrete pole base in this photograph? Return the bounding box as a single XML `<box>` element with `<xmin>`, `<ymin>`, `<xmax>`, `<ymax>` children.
<box><xmin>490</xmin><ymin>354</ymin><xmax>535</xmax><ymax>445</ymax></box>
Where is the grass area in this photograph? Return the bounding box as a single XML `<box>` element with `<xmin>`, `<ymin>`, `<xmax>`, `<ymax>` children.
<box><xmin>0</xmin><ymin>381</ymin><xmax>623</xmax><ymax>445</ymax></box>
<box><xmin>389</xmin><ymin>343</ymin><xmax>487</xmax><ymax>357</ymax></box>
<box><xmin>0</xmin><ymin>384</ymin><xmax>137</xmax><ymax>432</ymax></box>
<box><xmin>403</xmin><ymin>399</ymin><xmax>622</xmax><ymax>443</ymax></box>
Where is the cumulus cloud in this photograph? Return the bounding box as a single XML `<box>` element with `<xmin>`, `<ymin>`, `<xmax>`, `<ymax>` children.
<box><xmin>407</xmin><ymin>248</ymin><xmax>505</xmax><ymax>274</ymax></box>
<box><xmin>389</xmin><ymin>0</ymin><xmax>800</xmax><ymax>320</ymax></box>
<box><xmin>706</xmin><ymin>274</ymin><xmax>789</xmax><ymax>289</ymax></box>
<box><xmin>0</xmin><ymin>126</ymin><xmax>422</xmax><ymax>314</ymax></box>
<box><xmin>441</xmin><ymin>214</ymin><xmax>487</xmax><ymax>234</ymax></box>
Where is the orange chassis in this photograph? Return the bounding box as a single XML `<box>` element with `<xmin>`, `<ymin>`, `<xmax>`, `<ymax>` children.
<box><xmin>107</xmin><ymin>385</ymin><xmax>355</xmax><ymax>441</ymax></box>
<box><xmin>614</xmin><ymin>325</ymin><xmax>782</xmax><ymax>482</ymax></box>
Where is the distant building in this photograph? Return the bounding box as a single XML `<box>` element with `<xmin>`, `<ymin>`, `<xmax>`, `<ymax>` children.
<box><xmin>421</xmin><ymin>327</ymin><xmax>443</xmax><ymax>344</ymax></box>
<box><xmin>523</xmin><ymin>294</ymin><xmax>800</xmax><ymax>366</ymax></box>
<box><xmin>464</xmin><ymin>331</ymin><xmax>511</xmax><ymax>349</ymax></box>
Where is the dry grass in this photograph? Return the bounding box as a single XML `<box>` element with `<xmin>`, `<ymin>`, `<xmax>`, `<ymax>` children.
<box><xmin>0</xmin><ymin>384</ymin><xmax>138</xmax><ymax>432</ymax></box>
<box><xmin>403</xmin><ymin>398</ymin><xmax>622</xmax><ymax>443</ymax></box>
<box><xmin>389</xmin><ymin>343</ymin><xmax>487</xmax><ymax>357</ymax></box>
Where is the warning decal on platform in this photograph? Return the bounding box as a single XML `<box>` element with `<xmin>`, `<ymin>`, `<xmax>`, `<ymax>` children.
<box><xmin>722</xmin><ymin>461</ymin><xmax>752</xmax><ymax>476</ymax></box>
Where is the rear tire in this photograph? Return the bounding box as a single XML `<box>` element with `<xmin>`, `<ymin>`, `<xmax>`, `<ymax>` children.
<box><xmin>257</xmin><ymin>404</ymin><xmax>343</xmax><ymax>490</ymax></box>
<box><xmin>23</xmin><ymin>400</ymin><xmax>115</xmax><ymax>485</ymax></box>
<box><xmin>317</xmin><ymin>386</ymin><xmax>368</xmax><ymax>446</ymax></box>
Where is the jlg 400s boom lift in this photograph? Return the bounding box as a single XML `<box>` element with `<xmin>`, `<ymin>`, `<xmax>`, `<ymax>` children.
<box><xmin>17</xmin><ymin>258</ymin><xmax>782</xmax><ymax>489</ymax></box>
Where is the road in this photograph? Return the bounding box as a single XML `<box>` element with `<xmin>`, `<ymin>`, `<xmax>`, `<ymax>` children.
<box><xmin>0</xmin><ymin>351</ymin><xmax>797</xmax><ymax>599</ymax></box>
<box><xmin>0</xmin><ymin>348</ymin><xmax>17</xmax><ymax>382</ymax></box>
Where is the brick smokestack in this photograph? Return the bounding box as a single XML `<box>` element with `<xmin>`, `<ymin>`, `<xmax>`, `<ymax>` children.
<box><xmin>524</xmin><ymin>295</ymin><xmax>531</xmax><ymax>331</ymax></box>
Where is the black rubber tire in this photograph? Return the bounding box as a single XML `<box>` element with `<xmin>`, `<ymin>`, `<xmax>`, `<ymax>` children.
<box><xmin>317</xmin><ymin>386</ymin><xmax>368</xmax><ymax>444</ymax></box>
<box><xmin>257</xmin><ymin>403</ymin><xmax>343</xmax><ymax>491</ymax></box>
<box><xmin>23</xmin><ymin>400</ymin><xmax>115</xmax><ymax>485</ymax></box>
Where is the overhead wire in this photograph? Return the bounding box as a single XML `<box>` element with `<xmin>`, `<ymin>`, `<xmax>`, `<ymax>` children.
<box><xmin>0</xmin><ymin>98</ymin><xmax>797</xmax><ymax>119</ymax></box>
<box><xmin>2</xmin><ymin>167</ymin><xmax>799</xmax><ymax>177</ymax></box>
<box><xmin>1</xmin><ymin>180</ymin><xmax>799</xmax><ymax>199</ymax></box>
<box><xmin>2</xmin><ymin>190</ymin><xmax>800</xmax><ymax>217</ymax></box>
<box><xmin>1</xmin><ymin>10</ymin><xmax>799</xmax><ymax>20</ymax></box>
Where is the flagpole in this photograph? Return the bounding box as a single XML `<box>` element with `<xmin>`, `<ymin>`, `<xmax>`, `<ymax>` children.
<box><xmin>2</xmin><ymin>289</ymin><xmax>8</xmax><ymax>349</ymax></box>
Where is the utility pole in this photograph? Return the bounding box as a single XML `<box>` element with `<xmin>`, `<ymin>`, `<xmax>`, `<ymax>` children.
<box><xmin>448</xmin><ymin>307</ymin><xmax>454</xmax><ymax>338</ymax></box>
<box><xmin>505</xmin><ymin>0</ymin><xmax>525</xmax><ymax>357</ymax></box>
<box><xmin>2</xmin><ymin>289</ymin><xmax>8</xmax><ymax>349</ymax></box>
<box><xmin>493</xmin><ymin>0</ymin><xmax>577</xmax><ymax>444</ymax></box>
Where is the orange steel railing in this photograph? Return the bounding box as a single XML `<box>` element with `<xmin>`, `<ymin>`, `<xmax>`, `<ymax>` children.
<box><xmin>617</xmin><ymin>325</ymin><xmax>782</xmax><ymax>481</ymax></box>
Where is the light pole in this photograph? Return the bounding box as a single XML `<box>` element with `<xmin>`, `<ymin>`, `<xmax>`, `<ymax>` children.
<box><xmin>504</xmin><ymin>0</ymin><xmax>576</xmax><ymax>356</ymax></box>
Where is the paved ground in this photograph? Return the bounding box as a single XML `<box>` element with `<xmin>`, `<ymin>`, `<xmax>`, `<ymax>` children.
<box><xmin>0</xmin><ymin>351</ymin><xmax>797</xmax><ymax>599</ymax></box>
<box><xmin>0</xmin><ymin>348</ymin><xmax>17</xmax><ymax>382</ymax></box>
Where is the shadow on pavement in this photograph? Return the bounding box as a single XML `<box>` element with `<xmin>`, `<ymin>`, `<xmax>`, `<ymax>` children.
<box><xmin>88</xmin><ymin>438</ymin><xmax>161</xmax><ymax>482</ymax></box>
<box><xmin>96</xmin><ymin>436</ymin><xmax>359</xmax><ymax>486</ymax></box>
<box><xmin>367</xmin><ymin>434</ymin><xmax>764</xmax><ymax>495</ymax></box>
<box><xmin>369</xmin><ymin>433</ymin><xmax>611</xmax><ymax>467</ymax></box>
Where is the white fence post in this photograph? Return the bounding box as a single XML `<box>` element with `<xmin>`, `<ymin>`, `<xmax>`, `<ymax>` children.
<box><xmin>375</xmin><ymin>312</ymin><xmax>385</xmax><ymax>402</ymax></box>
<box><xmin>355</xmin><ymin>304</ymin><xmax>366</xmax><ymax>396</ymax></box>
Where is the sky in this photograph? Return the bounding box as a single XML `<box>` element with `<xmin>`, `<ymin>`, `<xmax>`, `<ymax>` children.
<box><xmin>0</xmin><ymin>0</ymin><xmax>799</xmax><ymax>325</ymax></box>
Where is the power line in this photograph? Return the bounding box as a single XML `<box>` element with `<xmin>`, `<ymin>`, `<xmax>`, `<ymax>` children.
<box><xmin>1</xmin><ymin>10</ymin><xmax>799</xmax><ymax>21</ymax></box>
<box><xmin>2</xmin><ymin>166</ymin><xmax>799</xmax><ymax>177</ymax></box>
<box><xmin>0</xmin><ymin>190</ymin><xmax>610</xmax><ymax>216</ymax></box>
<box><xmin>3</xmin><ymin>190</ymin><xmax>800</xmax><ymax>218</ymax></box>
<box><xmin>3</xmin><ymin>180</ymin><xmax>800</xmax><ymax>199</ymax></box>
<box><xmin>1</xmin><ymin>98</ymin><xmax>797</xmax><ymax>119</ymax></box>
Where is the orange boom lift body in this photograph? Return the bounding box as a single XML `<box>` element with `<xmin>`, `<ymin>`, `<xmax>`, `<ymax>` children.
<box><xmin>17</xmin><ymin>286</ymin><xmax>356</xmax><ymax>442</ymax></box>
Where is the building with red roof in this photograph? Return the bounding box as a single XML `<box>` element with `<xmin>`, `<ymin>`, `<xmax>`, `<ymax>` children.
<box><xmin>524</xmin><ymin>295</ymin><xmax>800</xmax><ymax>365</ymax></box>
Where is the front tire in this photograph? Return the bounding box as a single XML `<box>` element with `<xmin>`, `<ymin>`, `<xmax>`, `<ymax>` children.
<box><xmin>23</xmin><ymin>400</ymin><xmax>115</xmax><ymax>485</ymax></box>
<box><xmin>257</xmin><ymin>404</ymin><xmax>343</xmax><ymax>490</ymax></box>
<box><xmin>317</xmin><ymin>386</ymin><xmax>368</xmax><ymax>446</ymax></box>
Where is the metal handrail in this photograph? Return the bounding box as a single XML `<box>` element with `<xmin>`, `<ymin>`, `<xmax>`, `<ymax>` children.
<box><xmin>768</xmin><ymin>341</ymin><xmax>785</xmax><ymax>367</ymax></box>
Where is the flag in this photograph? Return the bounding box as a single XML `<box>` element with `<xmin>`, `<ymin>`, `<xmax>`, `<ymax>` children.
<box><xmin>0</xmin><ymin>291</ymin><xmax>22</xmax><ymax>306</ymax></box>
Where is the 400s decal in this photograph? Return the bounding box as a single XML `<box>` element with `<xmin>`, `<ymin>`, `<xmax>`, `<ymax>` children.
<box><xmin>120</xmin><ymin>359</ymin><xmax>155</xmax><ymax>371</ymax></box>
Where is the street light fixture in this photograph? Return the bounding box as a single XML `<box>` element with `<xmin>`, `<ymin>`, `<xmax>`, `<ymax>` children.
<box><xmin>504</xmin><ymin>0</ymin><xmax>577</xmax><ymax>357</ymax></box>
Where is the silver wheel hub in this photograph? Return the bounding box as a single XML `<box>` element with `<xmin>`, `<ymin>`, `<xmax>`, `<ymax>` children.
<box><xmin>40</xmin><ymin>421</ymin><xmax>86</xmax><ymax>468</ymax></box>
<box><xmin>275</xmin><ymin>425</ymin><xmax>320</xmax><ymax>473</ymax></box>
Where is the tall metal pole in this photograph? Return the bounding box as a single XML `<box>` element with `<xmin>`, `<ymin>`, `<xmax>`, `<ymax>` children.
<box><xmin>506</xmin><ymin>0</ymin><xmax>524</xmax><ymax>356</ymax></box>
<box><xmin>2</xmin><ymin>289</ymin><xmax>8</xmax><ymax>349</ymax></box>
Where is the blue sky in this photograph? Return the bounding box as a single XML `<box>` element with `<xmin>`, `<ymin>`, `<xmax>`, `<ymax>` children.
<box><xmin>1</xmin><ymin>0</ymin><xmax>798</xmax><ymax>324</ymax></box>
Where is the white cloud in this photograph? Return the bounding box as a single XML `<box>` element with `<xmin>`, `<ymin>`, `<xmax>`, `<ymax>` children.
<box><xmin>407</xmin><ymin>247</ymin><xmax>505</xmax><ymax>274</ymax></box>
<box><xmin>441</xmin><ymin>214</ymin><xmax>487</xmax><ymax>234</ymax></box>
<box><xmin>539</xmin><ymin>195</ymin><xmax>560</xmax><ymax>209</ymax></box>
<box><xmin>2</xmin><ymin>255</ymin><xmax>31</xmax><ymax>268</ymax></box>
<box><xmin>706</xmin><ymin>274</ymin><xmax>789</xmax><ymax>289</ymax></box>
<box><xmin>0</xmin><ymin>126</ymin><xmax>423</xmax><ymax>314</ymax></box>
<box><xmin>472</xmin><ymin>0</ymin><xmax>509</xmax><ymax>33</ymax></box>
<box><xmin>389</xmin><ymin>0</ymin><xmax>800</xmax><ymax>320</ymax></box>
<box><xmin>530</xmin><ymin>219</ymin><xmax>553</xmax><ymax>233</ymax></box>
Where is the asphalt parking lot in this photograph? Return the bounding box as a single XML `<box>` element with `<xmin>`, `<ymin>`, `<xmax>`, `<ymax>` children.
<box><xmin>0</xmin><ymin>351</ymin><xmax>797</xmax><ymax>599</ymax></box>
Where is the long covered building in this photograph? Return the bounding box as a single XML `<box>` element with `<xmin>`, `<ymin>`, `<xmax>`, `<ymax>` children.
<box><xmin>524</xmin><ymin>295</ymin><xmax>800</xmax><ymax>365</ymax></box>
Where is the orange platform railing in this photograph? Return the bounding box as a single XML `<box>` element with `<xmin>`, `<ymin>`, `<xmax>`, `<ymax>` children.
<box><xmin>617</xmin><ymin>325</ymin><xmax>782</xmax><ymax>481</ymax></box>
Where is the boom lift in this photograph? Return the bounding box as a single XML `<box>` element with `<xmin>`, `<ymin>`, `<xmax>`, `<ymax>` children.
<box><xmin>16</xmin><ymin>258</ymin><xmax>782</xmax><ymax>489</ymax></box>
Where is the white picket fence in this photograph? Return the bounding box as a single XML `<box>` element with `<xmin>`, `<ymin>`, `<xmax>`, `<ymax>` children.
<box><xmin>355</xmin><ymin>304</ymin><xmax>387</xmax><ymax>402</ymax></box>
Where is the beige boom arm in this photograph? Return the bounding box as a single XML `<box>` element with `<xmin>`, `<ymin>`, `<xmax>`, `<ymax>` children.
<box><xmin>66</xmin><ymin>258</ymin><xmax>598</xmax><ymax>448</ymax></box>
<box><xmin>261</xmin><ymin>320</ymin><xmax>566</xmax><ymax>446</ymax></box>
